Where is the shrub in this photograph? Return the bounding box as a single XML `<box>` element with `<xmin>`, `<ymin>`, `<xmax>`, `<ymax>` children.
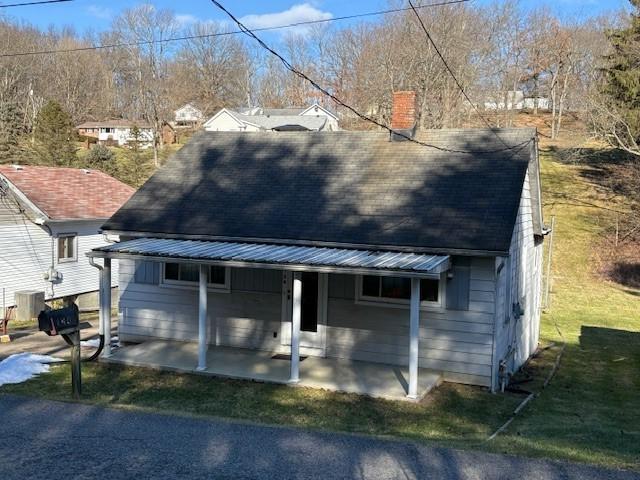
<box><xmin>85</xmin><ymin>143</ymin><xmax>115</xmax><ymax>169</ymax></box>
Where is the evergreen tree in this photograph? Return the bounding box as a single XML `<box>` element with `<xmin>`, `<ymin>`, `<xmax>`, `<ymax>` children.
<box><xmin>127</xmin><ymin>125</ymin><xmax>143</xmax><ymax>186</ymax></box>
<box><xmin>601</xmin><ymin>0</ymin><xmax>640</xmax><ymax>155</ymax></box>
<box><xmin>0</xmin><ymin>102</ymin><xmax>24</xmax><ymax>164</ymax></box>
<box><xmin>31</xmin><ymin>100</ymin><xmax>77</xmax><ymax>166</ymax></box>
<box><xmin>85</xmin><ymin>143</ymin><xmax>115</xmax><ymax>172</ymax></box>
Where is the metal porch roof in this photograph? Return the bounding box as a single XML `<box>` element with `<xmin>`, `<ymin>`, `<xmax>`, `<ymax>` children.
<box><xmin>89</xmin><ymin>238</ymin><xmax>450</xmax><ymax>276</ymax></box>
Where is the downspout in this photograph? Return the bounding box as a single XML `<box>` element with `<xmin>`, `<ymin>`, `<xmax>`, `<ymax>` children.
<box><xmin>87</xmin><ymin>257</ymin><xmax>106</xmax><ymax>361</ymax></box>
<box><xmin>496</xmin><ymin>253</ymin><xmax>519</xmax><ymax>393</ymax></box>
<box><xmin>34</xmin><ymin>218</ymin><xmax>56</xmax><ymax>299</ymax></box>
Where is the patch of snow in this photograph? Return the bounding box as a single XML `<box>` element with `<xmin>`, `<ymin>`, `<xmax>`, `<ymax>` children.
<box><xmin>80</xmin><ymin>336</ymin><xmax>119</xmax><ymax>348</ymax></box>
<box><xmin>0</xmin><ymin>353</ymin><xmax>63</xmax><ymax>387</ymax></box>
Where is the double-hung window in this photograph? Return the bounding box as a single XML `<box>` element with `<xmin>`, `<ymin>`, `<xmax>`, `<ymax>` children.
<box><xmin>357</xmin><ymin>274</ymin><xmax>443</xmax><ymax>308</ymax></box>
<box><xmin>57</xmin><ymin>234</ymin><xmax>77</xmax><ymax>263</ymax></box>
<box><xmin>163</xmin><ymin>262</ymin><xmax>229</xmax><ymax>291</ymax></box>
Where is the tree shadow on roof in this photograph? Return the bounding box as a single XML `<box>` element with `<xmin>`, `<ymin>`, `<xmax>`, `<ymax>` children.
<box><xmin>106</xmin><ymin>130</ymin><xmax>533</xmax><ymax>253</ymax></box>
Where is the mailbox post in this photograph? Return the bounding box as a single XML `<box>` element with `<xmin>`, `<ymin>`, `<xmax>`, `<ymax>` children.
<box><xmin>38</xmin><ymin>304</ymin><xmax>83</xmax><ymax>399</ymax></box>
<box><xmin>61</xmin><ymin>330</ymin><xmax>81</xmax><ymax>399</ymax></box>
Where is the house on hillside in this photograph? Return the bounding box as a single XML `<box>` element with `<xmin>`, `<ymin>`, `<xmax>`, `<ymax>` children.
<box><xmin>0</xmin><ymin>166</ymin><xmax>134</xmax><ymax>316</ymax></box>
<box><xmin>484</xmin><ymin>91</ymin><xmax>550</xmax><ymax>111</ymax></box>
<box><xmin>522</xmin><ymin>97</ymin><xmax>550</xmax><ymax>110</ymax></box>
<box><xmin>89</xmin><ymin>91</ymin><xmax>545</xmax><ymax>401</ymax></box>
<box><xmin>174</xmin><ymin>103</ymin><xmax>204</xmax><ymax>126</ymax></box>
<box><xmin>76</xmin><ymin>120</ymin><xmax>154</xmax><ymax>147</ymax></box>
<box><xmin>203</xmin><ymin>103</ymin><xmax>339</xmax><ymax>132</ymax></box>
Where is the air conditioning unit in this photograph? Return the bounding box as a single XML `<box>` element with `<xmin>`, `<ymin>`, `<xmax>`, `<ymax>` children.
<box><xmin>15</xmin><ymin>290</ymin><xmax>45</xmax><ymax>322</ymax></box>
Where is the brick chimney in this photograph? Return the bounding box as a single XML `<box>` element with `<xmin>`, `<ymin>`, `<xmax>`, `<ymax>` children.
<box><xmin>390</xmin><ymin>91</ymin><xmax>417</xmax><ymax>141</ymax></box>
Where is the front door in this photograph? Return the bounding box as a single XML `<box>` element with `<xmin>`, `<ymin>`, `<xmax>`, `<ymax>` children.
<box><xmin>281</xmin><ymin>271</ymin><xmax>327</xmax><ymax>354</ymax></box>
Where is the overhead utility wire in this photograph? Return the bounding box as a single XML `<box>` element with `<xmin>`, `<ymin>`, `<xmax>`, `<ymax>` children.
<box><xmin>0</xmin><ymin>0</ymin><xmax>471</xmax><ymax>58</ymax></box>
<box><xmin>0</xmin><ymin>0</ymin><xmax>71</xmax><ymax>7</ymax></box>
<box><xmin>407</xmin><ymin>0</ymin><xmax>514</xmax><ymax>149</ymax></box>
<box><xmin>210</xmin><ymin>0</ymin><xmax>534</xmax><ymax>155</ymax></box>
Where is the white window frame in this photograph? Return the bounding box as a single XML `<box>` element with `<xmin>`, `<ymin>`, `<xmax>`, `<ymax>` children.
<box><xmin>160</xmin><ymin>262</ymin><xmax>230</xmax><ymax>293</ymax></box>
<box><xmin>56</xmin><ymin>233</ymin><xmax>78</xmax><ymax>264</ymax></box>
<box><xmin>355</xmin><ymin>273</ymin><xmax>446</xmax><ymax>311</ymax></box>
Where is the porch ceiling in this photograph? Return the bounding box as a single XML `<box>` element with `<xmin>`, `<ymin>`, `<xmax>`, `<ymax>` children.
<box><xmin>88</xmin><ymin>237</ymin><xmax>450</xmax><ymax>277</ymax></box>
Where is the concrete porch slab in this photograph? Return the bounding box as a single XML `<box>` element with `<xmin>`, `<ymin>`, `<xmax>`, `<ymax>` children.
<box><xmin>103</xmin><ymin>340</ymin><xmax>442</xmax><ymax>401</ymax></box>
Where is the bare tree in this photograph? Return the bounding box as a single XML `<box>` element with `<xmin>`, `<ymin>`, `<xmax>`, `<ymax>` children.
<box><xmin>172</xmin><ymin>21</ymin><xmax>251</xmax><ymax>114</ymax></box>
<box><xmin>110</xmin><ymin>5</ymin><xmax>178</xmax><ymax>166</ymax></box>
<box><xmin>0</xmin><ymin>1</ymin><xmax>616</xmax><ymax>149</ymax></box>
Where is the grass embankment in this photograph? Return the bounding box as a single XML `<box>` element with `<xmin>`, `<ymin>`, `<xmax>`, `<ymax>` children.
<box><xmin>76</xmin><ymin>142</ymin><xmax>183</xmax><ymax>187</ymax></box>
<box><xmin>2</xmin><ymin>147</ymin><xmax>639</xmax><ymax>470</ymax></box>
<box><xmin>489</xmin><ymin>147</ymin><xmax>640</xmax><ymax>469</ymax></box>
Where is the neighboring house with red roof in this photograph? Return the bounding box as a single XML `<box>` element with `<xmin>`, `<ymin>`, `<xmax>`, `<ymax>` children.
<box><xmin>0</xmin><ymin>165</ymin><xmax>135</xmax><ymax>314</ymax></box>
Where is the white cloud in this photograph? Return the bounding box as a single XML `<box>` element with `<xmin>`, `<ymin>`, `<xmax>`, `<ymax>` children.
<box><xmin>86</xmin><ymin>5</ymin><xmax>113</xmax><ymax>20</ymax></box>
<box><xmin>176</xmin><ymin>13</ymin><xmax>199</xmax><ymax>26</ymax></box>
<box><xmin>240</xmin><ymin>3</ymin><xmax>333</xmax><ymax>35</ymax></box>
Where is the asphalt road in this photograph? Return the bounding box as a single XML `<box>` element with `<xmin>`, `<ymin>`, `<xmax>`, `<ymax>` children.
<box><xmin>0</xmin><ymin>394</ymin><xmax>637</xmax><ymax>480</ymax></box>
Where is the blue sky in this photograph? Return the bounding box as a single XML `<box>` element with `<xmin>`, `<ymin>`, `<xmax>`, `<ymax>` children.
<box><xmin>2</xmin><ymin>0</ymin><xmax>631</xmax><ymax>35</ymax></box>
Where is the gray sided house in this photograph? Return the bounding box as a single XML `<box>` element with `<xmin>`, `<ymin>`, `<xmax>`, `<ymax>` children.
<box><xmin>90</xmin><ymin>102</ymin><xmax>544</xmax><ymax>400</ymax></box>
<box><xmin>0</xmin><ymin>166</ymin><xmax>134</xmax><ymax>317</ymax></box>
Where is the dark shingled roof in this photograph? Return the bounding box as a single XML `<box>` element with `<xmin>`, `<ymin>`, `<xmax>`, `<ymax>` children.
<box><xmin>103</xmin><ymin>128</ymin><xmax>540</xmax><ymax>254</ymax></box>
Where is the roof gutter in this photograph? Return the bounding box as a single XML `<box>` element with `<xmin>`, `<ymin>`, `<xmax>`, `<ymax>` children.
<box><xmin>44</xmin><ymin>217</ymin><xmax>111</xmax><ymax>224</ymax></box>
<box><xmin>100</xmin><ymin>229</ymin><xmax>509</xmax><ymax>258</ymax></box>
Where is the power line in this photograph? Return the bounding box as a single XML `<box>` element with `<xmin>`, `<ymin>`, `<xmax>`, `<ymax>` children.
<box><xmin>0</xmin><ymin>0</ymin><xmax>71</xmax><ymax>7</ymax></box>
<box><xmin>407</xmin><ymin>0</ymin><xmax>511</xmax><ymax>148</ymax></box>
<box><xmin>209</xmin><ymin>0</ymin><xmax>534</xmax><ymax>155</ymax></box>
<box><xmin>0</xmin><ymin>0</ymin><xmax>471</xmax><ymax>58</ymax></box>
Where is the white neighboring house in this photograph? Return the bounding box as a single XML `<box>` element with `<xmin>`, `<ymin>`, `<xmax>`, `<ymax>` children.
<box><xmin>77</xmin><ymin>120</ymin><xmax>154</xmax><ymax>147</ymax></box>
<box><xmin>484</xmin><ymin>91</ymin><xmax>526</xmax><ymax>110</ymax></box>
<box><xmin>298</xmin><ymin>104</ymin><xmax>340</xmax><ymax>131</ymax></box>
<box><xmin>0</xmin><ymin>165</ymin><xmax>134</xmax><ymax>315</ymax></box>
<box><xmin>203</xmin><ymin>103</ymin><xmax>339</xmax><ymax>132</ymax></box>
<box><xmin>522</xmin><ymin>97</ymin><xmax>550</xmax><ymax>110</ymax></box>
<box><xmin>484</xmin><ymin>91</ymin><xmax>550</xmax><ymax>111</ymax></box>
<box><xmin>174</xmin><ymin>103</ymin><xmax>204</xmax><ymax>126</ymax></box>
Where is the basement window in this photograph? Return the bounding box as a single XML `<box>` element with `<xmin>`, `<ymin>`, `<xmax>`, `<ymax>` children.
<box><xmin>162</xmin><ymin>262</ymin><xmax>229</xmax><ymax>291</ymax></box>
<box><xmin>356</xmin><ymin>274</ymin><xmax>444</xmax><ymax>308</ymax></box>
<box><xmin>57</xmin><ymin>234</ymin><xmax>77</xmax><ymax>263</ymax></box>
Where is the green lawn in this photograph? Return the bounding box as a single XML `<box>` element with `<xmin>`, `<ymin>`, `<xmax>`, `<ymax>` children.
<box><xmin>487</xmin><ymin>147</ymin><xmax>640</xmax><ymax>468</ymax></box>
<box><xmin>2</xmin><ymin>147</ymin><xmax>639</xmax><ymax>470</ymax></box>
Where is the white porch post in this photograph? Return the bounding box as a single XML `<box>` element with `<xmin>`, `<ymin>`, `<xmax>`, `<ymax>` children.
<box><xmin>101</xmin><ymin>258</ymin><xmax>112</xmax><ymax>357</ymax></box>
<box><xmin>408</xmin><ymin>277</ymin><xmax>421</xmax><ymax>399</ymax></box>
<box><xmin>197</xmin><ymin>264</ymin><xmax>208</xmax><ymax>371</ymax></box>
<box><xmin>290</xmin><ymin>272</ymin><xmax>302</xmax><ymax>383</ymax></box>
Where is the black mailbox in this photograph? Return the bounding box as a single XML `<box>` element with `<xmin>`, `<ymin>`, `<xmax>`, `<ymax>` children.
<box><xmin>38</xmin><ymin>304</ymin><xmax>79</xmax><ymax>336</ymax></box>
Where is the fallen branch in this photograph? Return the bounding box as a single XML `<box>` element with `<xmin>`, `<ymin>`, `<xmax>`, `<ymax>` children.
<box><xmin>487</xmin><ymin>331</ymin><xmax>566</xmax><ymax>442</ymax></box>
<box><xmin>543</xmin><ymin>343</ymin><xmax>566</xmax><ymax>389</ymax></box>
